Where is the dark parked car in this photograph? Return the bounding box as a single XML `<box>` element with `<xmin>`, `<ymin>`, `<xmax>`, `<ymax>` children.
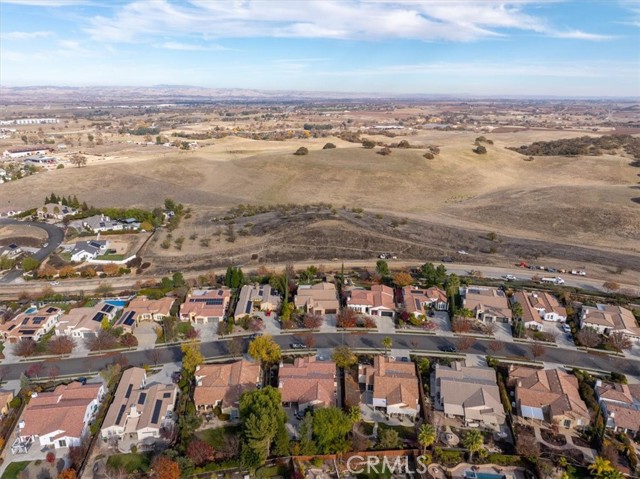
<box><xmin>171</xmin><ymin>371</ymin><xmax>182</xmax><ymax>383</ymax></box>
<box><xmin>77</xmin><ymin>377</ymin><xmax>87</xmax><ymax>385</ymax></box>
<box><xmin>441</xmin><ymin>256</ymin><xmax>454</xmax><ymax>263</ymax></box>
<box><xmin>249</xmin><ymin>332</ymin><xmax>263</xmax><ymax>339</ymax></box>
<box><xmin>439</xmin><ymin>345</ymin><xmax>457</xmax><ymax>353</ymax></box>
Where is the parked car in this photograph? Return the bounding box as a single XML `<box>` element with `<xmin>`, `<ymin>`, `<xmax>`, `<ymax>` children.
<box><xmin>439</xmin><ymin>345</ymin><xmax>457</xmax><ymax>353</ymax></box>
<box><xmin>457</xmin><ymin>250</ymin><xmax>469</xmax><ymax>255</ymax></box>
<box><xmin>249</xmin><ymin>332</ymin><xmax>263</xmax><ymax>339</ymax></box>
<box><xmin>171</xmin><ymin>371</ymin><xmax>182</xmax><ymax>384</ymax></box>
<box><xmin>562</xmin><ymin>324</ymin><xmax>571</xmax><ymax>333</ymax></box>
<box><xmin>290</xmin><ymin>343</ymin><xmax>307</xmax><ymax>349</ymax></box>
<box><xmin>503</xmin><ymin>274</ymin><xmax>517</xmax><ymax>281</ymax></box>
<box><xmin>49</xmin><ymin>281</ymin><xmax>59</xmax><ymax>286</ymax></box>
<box><xmin>77</xmin><ymin>377</ymin><xmax>87</xmax><ymax>385</ymax></box>
<box><xmin>441</xmin><ymin>256</ymin><xmax>454</xmax><ymax>263</ymax></box>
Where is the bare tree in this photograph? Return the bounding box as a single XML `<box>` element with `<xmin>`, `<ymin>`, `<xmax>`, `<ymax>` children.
<box><xmin>85</xmin><ymin>329</ymin><xmax>118</xmax><ymax>352</ymax></box>
<box><xmin>47</xmin><ymin>336</ymin><xmax>75</xmax><ymax>355</ymax></box>
<box><xmin>606</xmin><ymin>332</ymin><xmax>632</xmax><ymax>352</ymax></box>
<box><xmin>487</xmin><ymin>340</ymin><xmax>504</xmax><ymax>356</ymax></box>
<box><xmin>577</xmin><ymin>328</ymin><xmax>601</xmax><ymax>348</ymax></box>
<box><xmin>14</xmin><ymin>339</ymin><xmax>37</xmax><ymax>357</ymax></box>
<box><xmin>228</xmin><ymin>337</ymin><xmax>244</xmax><ymax>357</ymax></box>
<box><xmin>602</xmin><ymin>281</ymin><xmax>621</xmax><ymax>293</ymax></box>
<box><xmin>457</xmin><ymin>336</ymin><xmax>476</xmax><ymax>352</ymax></box>
<box><xmin>531</xmin><ymin>342</ymin><xmax>546</xmax><ymax>360</ymax></box>
<box><xmin>146</xmin><ymin>348</ymin><xmax>162</xmax><ymax>365</ymax></box>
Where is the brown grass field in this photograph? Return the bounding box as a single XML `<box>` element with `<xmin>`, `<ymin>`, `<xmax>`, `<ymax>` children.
<box><xmin>2</xmin><ymin>128</ymin><xmax>639</xmax><ymax>276</ymax></box>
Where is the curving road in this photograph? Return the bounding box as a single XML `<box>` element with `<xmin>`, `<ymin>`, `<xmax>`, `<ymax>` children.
<box><xmin>3</xmin><ymin>332</ymin><xmax>639</xmax><ymax>381</ymax></box>
<box><xmin>0</xmin><ymin>218</ymin><xmax>65</xmax><ymax>283</ymax></box>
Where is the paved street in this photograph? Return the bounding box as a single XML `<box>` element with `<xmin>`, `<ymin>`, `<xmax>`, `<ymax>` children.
<box><xmin>1</xmin><ymin>332</ymin><xmax>638</xmax><ymax>382</ymax></box>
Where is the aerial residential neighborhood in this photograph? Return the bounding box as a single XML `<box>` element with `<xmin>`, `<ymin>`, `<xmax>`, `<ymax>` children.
<box><xmin>0</xmin><ymin>1</ymin><xmax>639</xmax><ymax>477</ymax></box>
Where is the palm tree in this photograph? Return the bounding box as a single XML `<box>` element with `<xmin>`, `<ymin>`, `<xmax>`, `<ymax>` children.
<box><xmin>588</xmin><ymin>456</ymin><xmax>623</xmax><ymax>478</ymax></box>
<box><xmin>512</xmin><ymin>301</ymin><xmax>523</xmax><ymax>319</ymax></box>
<box><xmin>418</xmin><ymin>424</ymin><xmax>436</xmax><ymax>454</ymax></box>
<box><xmin>463</xmin><ymin>429</ymin><xmax>484</xmax><ymax>462</ymax></box>
<box><xmin>382</xmin><ymin>337</ymin><xmax>392</xmax><ymax>355</ymax></box>
<box><xmin>347</xmin><ymin>406</ymin><xmax>361</xmax><ymax>430</ymax></box>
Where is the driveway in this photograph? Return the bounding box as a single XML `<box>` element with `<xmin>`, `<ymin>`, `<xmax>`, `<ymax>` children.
<box><xmin>494</xmin><ymin>322</ymin><xmax>514</xmax><ymax>343</ymax></box>
<box><xmin>542</xmin><ymin>322</ymin><xmax>574</xmax><ymax>348</ymax></box>
<box><xmin>135</xmin><ymin>321</ymin><xmax>159</xmax><ymax>350</ymax></box>
<box><xmin>432</xmin><ymin>311</ymin><xmax>452</xmax><ymax>335</ymax></box>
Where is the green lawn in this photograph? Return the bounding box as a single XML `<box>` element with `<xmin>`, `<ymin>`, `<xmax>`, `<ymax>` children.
<box><xmin>197</xmin><ymin>425</ymin><xmax>242</xmax><ymax>449</ymax></box>
<box><xmin>256</xmin><ymin>465</ymin><xmax>290</xmax><ymax>477</ymax></box>
<box><xmin>96</xmin><ymin>253</ymin><xmax>125</xmax><ymax>261</ymax></box>
<box><xmin>106</xmin><ymin>453</ymin><xmax>151</xmax><ymax>473</ymax></box>
<box><xmin>1</xmin><ymin>461</ymin><xmax>30</xmax><ymax>479</ymax></box>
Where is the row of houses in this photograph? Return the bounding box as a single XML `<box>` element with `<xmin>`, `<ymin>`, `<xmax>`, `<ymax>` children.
<box><xmin>0</xmin><ymin>297</ymin><xmax>175</xmax><ymax>343</ymax></box>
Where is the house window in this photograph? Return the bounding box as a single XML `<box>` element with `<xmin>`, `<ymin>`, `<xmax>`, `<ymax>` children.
<box><xmin>563</xmin><ymin>419</ymin><xmax>571</xmax><ymax>428</ymax></box>
<box><xmin>58</xmin><ymin>439</ymin><xmax>66</xmax><ymax>447</ymax></box>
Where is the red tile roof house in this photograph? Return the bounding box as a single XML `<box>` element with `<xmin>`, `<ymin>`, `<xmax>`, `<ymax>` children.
<box><xmin>462</xmin><ymin>286</ymin><xmax>512</xmax><ymax>324</ymax></box>
<box><xmin>596</xmin><ymin>381</ymin><xmax>640</xmax><ymax>437</ymax></box>
<box><xmin>115</xmin><ymin>296</ymin><xmax>175</xmax><ymax>333</ymax></box>
<box><xmin>509</xmin><ymin>367</ymin><xmax>589</xmax><ymax>429</ymax></box>
<box><xmin>55</xmin><ymin>301</ymin><xmax>121</xmax><ymax>339</ymax></box>
<box><xmin>432</xmin><ymin>362</ymin><xmax>506</xmax><ymax>431</ymax></box>
<box><xmin>194</xmin><ymin>360</ymin><xmax>261</xmax><ymax>419</ymax></box>
<box><xmin>513</xmin><ymin>291</ymin><xmax>567</xmax><ymax>332</ymax></box>
<box><xmin>347</xmin><ymin>285</ymin><xmax>396</xmax><ymax>318</ymax></box>
<box><xmin>580</xmin><ymin>304</ymin><xmax>640</xmax><ymax>341</ymax></box>
<box><xmin>13</xmin><ymin>381</ymin><xmax>104</xmax><ymax>452</ymax></box>
<box><xmin>359</xmin><ymin>356</ymin><xmax>420</xmax><ymax>421</ymax></box>
<box><xmin>179</xmin><ymin>288</ymin><xmax>231</xmax><ymax>324</ymax></box>
<box><xmin>0</xmin><ymin>305</ymin><xmax>63</xmax><ymax>344</ymax></box>
<box><xmin>294</xmin><ymin>282</ymin><xmax>340</xmax><ymax>315</ymax></box>
<box><xmin>279</xmin><ymin>356</ymin><xmax>337</xmax><ymax>411</ymax></box>
<box><xmin>402</xmin><ymin>286</ymin><xmax>448</xmax><ymax>318</ymax></box>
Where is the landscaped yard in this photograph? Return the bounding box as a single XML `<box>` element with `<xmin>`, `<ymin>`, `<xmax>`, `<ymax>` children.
<box><xmin>378</xmin><ymin>422</ymin><xmax>417</xmax><ymax>442</ymax></box>
<box><xmin>106</xmin><ymin>452</ymin><xmax>151</xmax><ymax>473</ymax></box>
<box><xmin>1</xmin><ymin>461</ymin><xmax>30</xmax><ymax>479</ymax></box>
<box><xmin>197</xmin><ymin>424</ymin><xmax>241</xmax><ymax>449</ymax></box>
<box><xmin>96</xmin><ymin>253</ymin><xmax>125</xmax><ymax>261</ymax></box>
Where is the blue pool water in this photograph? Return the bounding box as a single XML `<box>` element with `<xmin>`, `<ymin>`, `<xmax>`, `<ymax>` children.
<box><xmin>465</xmin><ymin>472</ymin><xmax>506</xmax><ymax>479</ymax></box>
<box><xmin>104</xmin><ymin>299</ymin><xmax>128</xmax><ymax>308</ymax></box>
<box><xmin>25</xmin><ymin>307</ymin><xmax>37</xmax><ymax>314</ymax></box>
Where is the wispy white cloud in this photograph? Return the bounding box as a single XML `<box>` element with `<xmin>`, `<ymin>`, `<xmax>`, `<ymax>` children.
<box><xmin>83</xmin><ymin>0</ymin><xmax>607</xmax><ymax>43</ymax></box>
<box><xmin>550</xmin><ymin>30</ymin><xmax>616</xmax><ymax>40</ymax></box>
<box><xmin>1</xmin><ymin>0</ymin><xmax>88</xmax><ymax>5</ymax></box>
<box><xmin>0</xmin><ymin>31</ymin><xmax>54</xmax><ymax>40</ymax></box>
<box><xmin>158</xmin><ymin>41</ymin><xmax>229</xmax><ymax>51</ymax></box>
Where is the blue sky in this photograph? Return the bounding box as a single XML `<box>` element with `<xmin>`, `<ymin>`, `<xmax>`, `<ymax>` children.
<box><xmin>1</xmin><ymin>0</ymin><xmax>639</xmax><ymax>97</ymax></box>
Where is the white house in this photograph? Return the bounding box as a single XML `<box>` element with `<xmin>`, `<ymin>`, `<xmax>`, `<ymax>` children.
<box><xmin>15</xmin><ymin>382</ymin><xmax>104</xmax><ymax>451</ymax></box>
<box><xmin>580</xmin><ymin>304</ymin><xmax>640</xmax><ymax>340</ymax></box>
<box><xmin>70</xmin><ymin>240</ymin><xmax>109</xmax><ymax>262</ymax></box>
<box><xmin>513</xmin><ymin>291</ymin><xmax>567</xmax><ymax>331</ymax></box>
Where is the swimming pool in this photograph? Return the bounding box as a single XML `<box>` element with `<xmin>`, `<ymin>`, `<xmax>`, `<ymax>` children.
<box><xmin>465</xmin><ymin>472</ymin><xmax>506</xmax><ymax>479</ymax></box>
<box><xmin>104</xmin><ymin>299</ymin><xmax>128</xmax><ymax>308</ymax></box>
<box><xmin>24</xmin><ymin>307</ymin><xmax>37</xmax><ymax>314</ymax></box>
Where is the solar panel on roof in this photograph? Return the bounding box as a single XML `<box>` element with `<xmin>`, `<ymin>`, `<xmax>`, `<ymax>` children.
<box><xmin>46</xmin><ymin>307</ymin><xmax>57</xmax><ymax>313</ymax></box>
<box><xmin>123</xmin><ymin>311</ymin><xmax>136</xmax><ymax>326</ymax></box>
<box><xmin>21</xmin><ymin>317</ymin><xmax>30</xmax><ymax>325</ymax></box>
<box><xmin>102</xmin><ymin>304</ymin><xmax>115</xmax><ymax>313</ymax></box>
<box><xmin>245</xmin><ymin>302</ymin><xmax>252</xmax><ymax>314</ymax></box>
<box><xmin>115</xmin><ymin>404</ymin><xmax>127</xmax><ymax>425</ymax></box>
<box><xmin>414</xmin><ymin>298</ymin><xmax>421</xmax><ymax>311</ymax></box>
<box><xmin>138</xmin><ymin>392</ymin><xmax>146</xmax><ymax>405</ymax></box>
<box><xmin>32</xmin><ymin>318</ymin><xmax>44</xmax><ymax>325</ymax></box>
<box><xmin>92</xmin><ymin>313</ymin><xmax>104</xmax><ymax>322</ymax></box>
<box><xmin>151</xmin><ymin>399</ymin><xmax>162</xmax><ymax>424</ymax></box>
<box><xmin>125</xmin><ymin>384</ymin><xmax>133</xmax><ymax>399</ymax></box>
<box><xmin>20</xmin><ymin>329</ymin><xmax>35</xmax><ymax>335</ymax></box>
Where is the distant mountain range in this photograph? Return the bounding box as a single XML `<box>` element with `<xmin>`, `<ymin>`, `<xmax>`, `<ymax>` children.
<box><xmin>0</xmin><ymin>85</ymin><xmax>637</xmax><ymax>105</ymax></box>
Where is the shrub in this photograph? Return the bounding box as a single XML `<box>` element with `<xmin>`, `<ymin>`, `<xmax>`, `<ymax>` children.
<box><xmin>322</xmin><ymin>143</ymin><xmax>336</xmax><ymax>149</ymax></box>
<box><xmin>473</xmin><ymin>145</ymin><xmax>487</xmax><ymax>154</ymax></box>
<box><xmin>294</xmin><ymin>147</ymin><xmax>309</xmax><ymax>156</ymax></box>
